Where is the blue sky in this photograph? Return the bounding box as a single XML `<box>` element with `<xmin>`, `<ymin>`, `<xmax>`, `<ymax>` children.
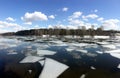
<box><xmin>0</xmin><ymin>0</ymin><xmax>120</xmax><ymax>33</ymax></box>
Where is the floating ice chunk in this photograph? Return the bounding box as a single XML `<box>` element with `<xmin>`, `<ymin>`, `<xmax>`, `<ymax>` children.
<box><xmin>20</xmin><ymin>56</ymin><xmax>44</xmax><ymax>63</ymax></box>
<box><xmin>66</xmin><ymin>46</ymin><xmax>76</xmax><ymax>52</ymax></box>
<box><xmin>75</xmin><ymin>49</ymin><xmax>88</xmax><ymax>53</ymax></box>
<box><xmin>26</xmin><ymin>46</ymin><xmax>32</xmax><ymax>49</ymax></box>
<box><xmin>53</xmin><ymin>43</ymin><xmax>68</xmax><ymax>47</ymax></box>
<box><xmin>38</xmin><ymin>60</ymin><xmax>45</xmax><ymax>66</ymax></box>
<box><xmin>39</xmin><ymin>58</ymin><xmax>69</xmax><ymax>78</ymax></box>
<box><xmin>96</xmin><ymin>42</ymin><xmax>109</xmax><ymax>45</ymax></box>
<box><xmin>105</xmin><ymin>49</ymin><xmax>120</xmax><ymax>53</ymax></box>
<box><xmin>117</xmin><ymin>64</ymin><xmax>120</xmax><ymax>69</ymax></box>
<box><xmin>49</xmin><ymin>40</ymin><xmax>63</xmax><ymax>44</ymax></box>
<box><xmin>7</xmin><ymin>52</ymin><xmax>18</xmax><ymax>55</ymax></box>
<box><xmin>7</xmin><ymin>49</ymin><xmax>18</xmax><ymax>55</ymax></box>
<box><xmin>96</xmin><ymin>51</ymin><xmax>103</xmax><ymax>54</ymax></box>
<box><xmin>66</xmin><ymin>48</ymin><xmax>74</xmax><ymax>52</ymax></box>
<box><xmin>94</xmin><ymin>36</ymin><xmax>109</xmax><ymax>39</ymax></box>
<box><xmin>8</xmin><ymin>44</ymin><xmax>17</xmax><ymax>47</ymax></box>
<box><xmin>115</xmin><ymin>43</ymin><xmax>120</xmax><ymax>47</ymax></box>
<box><xmin>80</xmin><ymin>74</ymin><xmax>86</xmax><ymax>78</ymax></box>
<box><xmin>86</xmin><ymin>53</ymin><xmax>97</xmax><ymax>57</ymax></box>
<box><xmin>72</xmin><ymin>53</ymin><xmax>81</xmax><ymax>59</ymax></box>
<box><xmin>36</xmin><ymin>44</ymin><xmax>49</xmax><ymax>50</ymax></box>
<box><xmin>109</xmin><ymin>53</ymin><xmax>120</xmax><ymax>59</ymax></box>
<box><xmin>102</xmin><ymin>44</ymin><xmax>116</xmax><ymax>49</ymax></box>
<box><xmin>91</xmin><ymin>66</ymin><xmax>96</xmax><ymax>70</ymax></box>
<box><xmin>28</xmin><ymin>70</ymin><xmax>32</xmax><ymax>74</ymax></box>
<box><xmin>37</xmin><ymin>49</ymin><xmax>56</xmax><ymax>56</ymax></box>
<box><xmin>70</xmin><ymin>43</ymin><xmax>88</xmax><ymax>47</ymax></box>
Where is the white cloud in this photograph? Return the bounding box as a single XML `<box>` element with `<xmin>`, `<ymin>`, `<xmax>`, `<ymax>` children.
<box><xmin>70</xmin><ymin>11</ymin><xmax>82</xmax><ymax>19</ymax></box>
<box><xmin>94</xmin><ymin>9</ymin><xmax>98</xmax><ymax>12</ymax></box>
<box><xmin>69</xmin><ymin>19</ymin><xmax>84</xmax><ymax>26</ymax></box>
<box><xmin>97</xmin><ymin>17</ymin><xmax>104</xmax><ymax>22</ymax></box>
<box><xmin>6</xmin><ymin>17</ymin><xmax>16</xmax><ymax>22</ymax></box>
<box><xmin>24</xmin><ymin>22</ymin><xmax>32</xmax><ymax>25</ymax></box>
<box><xmin>21</xmin><ymin>11</ymin><xmax>48</xmax><ymax>23</ymax></box>
<box><xmin>0</xmin><ymin>21</ymin><xmax>24</xmax><ymax>33</ymax></box>
<box><xmin>102</xmin><ymin>19</ymin><xmax>120</xmax><ymax>30</ymax></box>
<box><xmin>82</xmin><ymin>14</ymin><xmax>98</xmax><ymax>19</ymax></box>
<box><xmin>0</xmin><ymin>29</ymin><xmax>11</xmax><ymax>33</ymax></box>
<box><xmin>82</xmin><ymin>16</ymin><xmax>88</xmax><ymax>21</ymax></box>
<box><xmin>0</xmin><ymin>21</ymin><xmax>20</xmax><ymax>27</ymax></box>
<box><xmin>48</xmin><ymin>15</ymin><xmax>55</xmax><ymax>19</ymax></box>
<box><xmin>62</xmin><ymin>7</ymin><xmax>68</xmax><ymax>12</ymax></box>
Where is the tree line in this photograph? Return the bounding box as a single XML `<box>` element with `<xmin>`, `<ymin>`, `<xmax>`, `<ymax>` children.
<box><xmin>1</xmin><ymin>26</ymin><xmax>120</xmax><ymax>37</ymax></box>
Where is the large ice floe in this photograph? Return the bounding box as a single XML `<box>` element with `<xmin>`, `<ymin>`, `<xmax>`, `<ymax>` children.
<box><xmin>20</xmin><ymin>56</ymin><xmax>44</xmax><ymax>63</ymax></box>
<box><xmin>102</xmin><ymin>44</ymin><xmax>116</xmax><ymax>49</ymax></box>
<box><xmin>39</xmin><ymin>58</ymin><xmax>69</xmax><ymax>78</ymax></box>
<box><xmin>37</xmin><ymin>49</ymin><xmax>56</xmax><ymax>56</ymax></box>
<box><xmin>109</xmin><ymin>53</ymin><xmax>120</xmax><ymax>59</ymax></box>
<box><xmin>102</xmin><ymin>44</ymin><xmax>120</xmax><ymax>59</ymax></box>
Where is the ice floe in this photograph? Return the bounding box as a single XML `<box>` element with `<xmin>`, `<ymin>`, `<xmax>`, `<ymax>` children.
<box><xmin>96</xmin><ymin>41</ymin><xmax>110</xmax><ymax>45</ymax></box>
<box><xmin>20</xmin><ymin>56</ymin><xmax>44</xmax><ymax>63</ymax></box>
<box><xmin>96</xmin><ymin>51</ymin><xmax>103</xmax><ymax>54</ymax></box>
<box><xmin>49</xmin><ymin>40</ymin><xmax>63</xmax><ymax>44</ymax></box>
<box><xmin>94</xmin><ymin>36</ymin><xmax>109</xmax><ymax>39</ymax></box>
<box><xmin>66</xmin><ymin>48</ymin><xmax>74</xmax><ymax>52</ymax></box>
<box><xmin>38</xmin><ymin>60</ymin><xmax>45</xmax><ymax>66</ymax></box>
<box><xmin>91</xmin><ymin>66</ymin><xmax>96</xmax><ymax>70</ymax></box>
<box><xmin>66</xmin><ymin>46</ymin><xmax>77</xmax><ymax>52</ymax></box>
<box><xmin>109</xmin><ymin>53</ymin><xmax>120</xmax><ymax>59</ymax></box>
<box><xmin>72</xmin><ymin>53</ymin><xmax>81</xmax><ymax>59</ymax></box>
<box><xmin>80</xmin><ymin>74</ymin><xmax>86</xmax><ymax>78</ymax></box>
<box><xmin>34</xmin><ymin>44</ymin><xmax>50</xmax><ymax>50</ymax></box>
<box><xmin>102</xmin><ymin>44</ymin><xmax>116</xmax><ymax>49</ymax></box>
<box><xmin>37</xmin><ymin>49</ymin><xmax>56</xmax><ymax>56</ymax></box>
<box><xmin>117</xmin><ymin>64</ymin><xmax>120</xmax><ymax>69</ymax></box>
<box><xmin>105</xmin><ymin>49</ymin><xmax>120</xmax><ymax>53</ymax></box>
<box><xmin>68</xmin><ymin>43</ymin><xmax>89</xmax><ymax>47</ymax></box>
<box><xmin>22</xmin><ymin>49</ymin><xmax>37</xmax><ymax>56</ymax></box>
<box><xmin>86</xmin><ymin>53</ymin><xmax>97</xmax><ymax>57</ymax></box>
<box><xmin>7</xmin><ymin>49</ymin><xmax>18</xmax><ymax>55</ymax></box>
<box><xmin>75</xmin><ymin>49</ymin><xmax>88</xmax><ymax>53</ymax></box>
<box><xmin>39</xmin><ymin>58</ymin><xmax>69</xmax><ymax>78</ymax></box>
<box><xmin>28</xmin><ymin>70</ymin><xmax>32</xmax><ymax>74</ymax></box>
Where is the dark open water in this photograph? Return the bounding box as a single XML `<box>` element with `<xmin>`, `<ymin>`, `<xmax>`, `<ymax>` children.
<box><xmin>0</xmin><ymin>36</ymin><xmax>120</xmax><ymax>78</ymax></box>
